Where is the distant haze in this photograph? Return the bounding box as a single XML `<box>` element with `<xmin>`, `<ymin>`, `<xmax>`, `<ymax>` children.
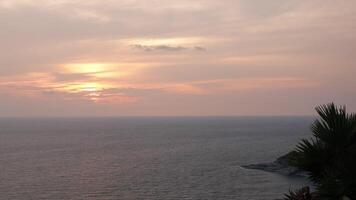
<box><xmin>0</xmin><ymin>0</ymin><xmax>355</xmax><ymax>117</ymax></box>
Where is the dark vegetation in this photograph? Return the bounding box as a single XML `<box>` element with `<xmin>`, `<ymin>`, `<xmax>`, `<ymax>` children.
<box><xmin>284</xmin><ymin>103</ymin><xmax>356</xmax><ymax>200</ymax></box>
<box><xmin>284</xmin><ymin>187</ymin><xmax>312</xmax><ymax>200</ymax></box>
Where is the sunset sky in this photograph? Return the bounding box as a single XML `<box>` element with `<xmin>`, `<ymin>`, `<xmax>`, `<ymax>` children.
<box><xmin>1</xmin><ymin>0</ymin><xmax>355</xmax><ymax>117</ymax></box>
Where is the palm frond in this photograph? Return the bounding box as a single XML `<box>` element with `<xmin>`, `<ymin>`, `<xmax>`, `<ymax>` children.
<box><xmin>290</xmin><ymin>103</ymin><xmax>356</xmax><ymax>199</ymax></box>
<box><xmin>284</xmin><ymin>187</ymin><xmax>312</xmax><ymax>200</ymax></box>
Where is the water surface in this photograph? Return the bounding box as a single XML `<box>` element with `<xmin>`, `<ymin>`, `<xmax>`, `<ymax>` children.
<box><xmin>0</xmin><ymin>117</ymin><xmax>313</xmax><ymax>200</ymax></box>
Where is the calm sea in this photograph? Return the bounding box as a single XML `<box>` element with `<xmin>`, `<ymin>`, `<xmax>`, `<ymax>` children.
<box><xmin>0</xmin><ymin>116</ymin><xmax>313</xmax><ymax>200</ymax></box>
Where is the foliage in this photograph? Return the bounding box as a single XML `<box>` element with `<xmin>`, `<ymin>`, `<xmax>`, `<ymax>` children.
<box><xmin>284</xmin><ymin>187</ymin><xmax>312</xmax><ymax>200</ymax></box>
<box><xmin>288</xmin><ymin>103</ymin><xmax>356</xmax><ymax>199</ymax></box>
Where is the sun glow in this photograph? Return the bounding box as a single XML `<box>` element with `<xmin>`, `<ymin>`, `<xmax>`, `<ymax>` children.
<box><xmin>61</xmin><ymin>62</ymin><xmax>146</xmax><ymax>79</ymax></box>
<box><xmin>52</xmin><ymin>62</ymin><xmax>148</xmax><ymax>103</ymax></box>
<box><xmin>78</xmin><ymin>83</ymin><xmax>103</xmax><ymax>92</ymax></box>
<box><xmin>62</xmin><ymin>63</ymin><xmax>114</xmax><ymax>74</ymax></box>
<box><xmin>62</xmin><ymin>82</ymin><xmax>109</xmax><ymax>93</ymax></box>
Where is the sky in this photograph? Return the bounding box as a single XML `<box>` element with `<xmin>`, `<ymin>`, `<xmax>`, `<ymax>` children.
<box><xmin>0</xmin><ymin>0</ymin><xmax>355</xmax><ymax>117</ymax></box>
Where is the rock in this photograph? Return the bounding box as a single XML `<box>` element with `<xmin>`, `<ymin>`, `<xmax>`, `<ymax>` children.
<box><xmin>242</xmin><ymin>152</ymin><xmax>307</xmax><ymax>177</ymax></box>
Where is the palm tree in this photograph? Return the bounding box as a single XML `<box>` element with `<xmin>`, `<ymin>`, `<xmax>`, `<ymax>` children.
<box><xmin>289</xmin><ymin>103</ymin><xmax>356</xmax><ymax>199</ymax></box>
<box><xmin>284</xmin><ymin>187</ymin><xmax>312</xmax><ymax>200</ymax></box>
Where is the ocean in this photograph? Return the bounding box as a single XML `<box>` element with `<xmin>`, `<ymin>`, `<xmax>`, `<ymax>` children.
<box><xmin>0</xmin><ymin>116</ymin><xmax>313</xmax><ymax>200</ymax></box>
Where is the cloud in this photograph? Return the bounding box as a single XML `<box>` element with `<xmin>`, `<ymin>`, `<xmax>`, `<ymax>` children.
<box><xmin>132</xmin><ymin>44</ymin><xmax>206</xmax><ymax>52</ymax></box>
<box><xmin>194</xmin><ymin>46</ymin><xmax>207</xmax><ymax>51</ymax></box>
<box><xmin>52</xmin><ymin>72</ymin><xmax>93</xmax><ymax>82</ymax></box>
<box><xmin>1</xmin><ymin>0</ymin><xmax>356</xmax><ymax>116</ymax></box>
<box><xmin>132</xmin><ymin>44</ymin><xmax>187</xmax><ymax>52</ymax></box>
<box><xmin>237</xmin><ymin>0</ymin><xmax>302</xmax><ymax>19</ymax></box>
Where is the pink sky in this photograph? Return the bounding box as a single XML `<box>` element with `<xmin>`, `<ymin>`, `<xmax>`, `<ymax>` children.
<box><xmin>0</xmin><ymin>0</ymin><xmax>355</xmax><ymax>116</ymax></box>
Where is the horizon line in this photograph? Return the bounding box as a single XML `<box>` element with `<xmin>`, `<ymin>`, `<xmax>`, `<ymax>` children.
<box><xmin>0</xmin><ymin>114</ymin><xmax>316</xmax><ymax>119</ymax></box>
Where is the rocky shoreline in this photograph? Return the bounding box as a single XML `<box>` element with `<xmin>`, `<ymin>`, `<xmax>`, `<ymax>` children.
<box><xmin>242</xmin><ymin>152</ymin><xmax>308</xmax><ymax>177</ymax></box>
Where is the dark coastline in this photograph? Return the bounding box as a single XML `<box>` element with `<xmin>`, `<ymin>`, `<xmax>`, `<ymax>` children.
<box><xmin>242</xmin><ymin>152</ymin><xmax>307</xmax><ymax>177</ymax></box>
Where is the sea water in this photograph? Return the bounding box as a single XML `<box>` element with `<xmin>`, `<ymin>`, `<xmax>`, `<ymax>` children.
<box><xmin>0</xmin><ymin>116</ymin><xmax>313</xmax><ymax>200</ymax></box>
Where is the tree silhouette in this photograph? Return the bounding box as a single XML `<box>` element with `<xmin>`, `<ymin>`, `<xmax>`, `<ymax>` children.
<box><xmin>288</xmin><ymin>103</ymin><xmax>356</xmax><ymax>199</ymax></box>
